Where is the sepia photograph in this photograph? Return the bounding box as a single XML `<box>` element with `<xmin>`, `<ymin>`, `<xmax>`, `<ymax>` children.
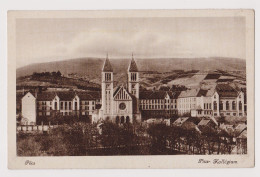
<box><xmin>7</xmin><ymin>10</ymin><xmax>255</xmax><ymax>168</ymax></box>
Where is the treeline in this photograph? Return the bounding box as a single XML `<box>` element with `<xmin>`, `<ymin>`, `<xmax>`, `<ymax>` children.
<box><xmin>32</xmin><ymin>71</ymin><xmax>62</xmax><ymax>78</ymax></box>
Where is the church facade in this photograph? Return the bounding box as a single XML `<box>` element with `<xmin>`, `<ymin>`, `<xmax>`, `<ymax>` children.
<box><xmin>98</xmin><ymin>55</ymin><xmax>141</xmax><ymax>124</ymax></box>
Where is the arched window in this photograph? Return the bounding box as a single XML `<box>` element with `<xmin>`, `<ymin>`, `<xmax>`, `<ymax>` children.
<box><xmin>232</xmin><ymin>101</ymin><xmax>236</xmax><ymax>110</ymax></box>
<box><xmin>121</xmin><ymin>116</ymin><xmax>125</xmax><ymax>124</ymax></box>
<box><xmin>116</xmin><ymin>116</ymin><xmax>120</xmax><ymax>124</ymax></box>
<box><xmin>74</xmin><ymin>102</ymin><xmax>77</xmax><ymax>110</ymax></box>
<box><xmin>55</xmin><ymin>102</ymin><xmax>57</xmax><ymax>110</ymax></box>
<box><xmin>126</xmin><ymin>116</ymin><xmax>130</xmax><ymax>124</ymax></box>
<box><xmin>220</xmin><ymin>101</ymin><xmax>223</xmax><ymax>110</ymax></box>
<box><xmin>214</xmin><ymin>101</ymin><xmax>217</xmax><ymax>110</ymax></box>
<box><xmin>239</xmin><ymin>101</ymin><xmax>242</xmax><ymax>110</ymax></box>
<box><xmin>226</xmin><ymin>101</ymin><xmax>229</xmax><ymax>110</ymax></box>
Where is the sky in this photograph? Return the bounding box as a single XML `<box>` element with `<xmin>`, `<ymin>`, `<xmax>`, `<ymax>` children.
<box><xmin>16</xmin><ymin>17</ymin><xmax>245</xmax><ymax>68</ymax></box>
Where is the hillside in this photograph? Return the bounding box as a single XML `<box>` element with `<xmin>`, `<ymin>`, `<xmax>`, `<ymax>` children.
<box><xmin>16</xmin><ymin>57</ymin><xmax>246</xmax><ymax>88</ymax></box>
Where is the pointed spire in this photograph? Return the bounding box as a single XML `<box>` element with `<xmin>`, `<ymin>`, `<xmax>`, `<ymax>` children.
<box><xmin>102</xmin><ymin>53</ymin><xmax>113</xmax><ymax>72</ymax></box>
<box><xmin>128</xmin><ymin>53</ymin><xmax>138</xmax><ymax>72</ymax></box>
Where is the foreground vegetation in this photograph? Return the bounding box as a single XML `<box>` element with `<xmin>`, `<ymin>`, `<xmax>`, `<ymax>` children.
<box><xmin>17</xmin><ymin>120</ymin><xmax>246</xmax><ymax>156</ymax></box>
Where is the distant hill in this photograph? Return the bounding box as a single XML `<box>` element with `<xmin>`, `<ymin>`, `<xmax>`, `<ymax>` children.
<box><xmin>16</xmin><ymin>57</ymin><xmax>246</xmax><ymax>83</ymax></box>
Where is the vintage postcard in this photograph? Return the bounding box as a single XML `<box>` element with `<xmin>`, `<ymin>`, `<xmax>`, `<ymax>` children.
<box><xmin>8</xmin><ymin>10</ymin><xmax>254</xmax><ymax>169</ymax></box>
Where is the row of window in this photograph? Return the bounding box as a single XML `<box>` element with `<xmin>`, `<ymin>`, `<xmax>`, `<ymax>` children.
<box><xmin>38</xmin><ymin>111</ymin><xmax>91</xmax><ymax>116</ymax></box>
<box><xmin>37</xmin><ymin>106</ymin><xmax>52</xmax><ymax>111</ymax></box>
<box><xmin>204</xmin><ymin>103</ymin><xmax>212</xmax><ymax>110</ymax></box>
<box><xmin>38</xmin><ymin>101</ymin><xmax>51</xmax><ymax>105</ymax></box>
<box><xmin>179</xmin><ymin>97</ymin><xmax>196</xmax><ymax>102</ymax></box>
<box><xmin>81</xmin><ymin>101</ymin><xmax>95</xmax><ymax>105</ymax></box>
<box><xmin>81</xmin><ymin>106</ymin><xmax>95</xmax><ymax>110</ymax></box>
<box><xmin>197</xmin><ymin>110</ymin><xmax>212</xmax><ymax>115</ymax></box>
<box><xmin>178</xmin><ymin>103</ymin><xmax>196</xmax><ymax>109</ymax></box>
<box><xmin>140</xmin><ymin>104</ymin><xmax>177</xmax><ymax>110</ymax></box>
<box><xmin>219</xmin><ymin>101</ymin><xmax>243</xmax><ymax>111</ymax></box>
<box><xmin>220</xmin><ymin>112</ymin><xmax>243</xmax><ymax>116</ymax></box>
<box><xmin>140</xmin><ymin>99</ymin><xmax>177</xmax><ymax>104</ymax></box>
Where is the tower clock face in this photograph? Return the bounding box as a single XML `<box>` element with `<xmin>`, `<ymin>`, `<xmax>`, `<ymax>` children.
<box><xmin>119</xmin><ymin>103</ymin><xmax>126</xmax><ymax>110</ymax></box>
<box><xmin>106</xmin><ymin>84</ymin><xmax>110</xmax><ymax>89</ymax></box>
<box><xmin>132</xmin><ymin>84</ymin><xmax>135</xmax><ymax>89</ymax></box>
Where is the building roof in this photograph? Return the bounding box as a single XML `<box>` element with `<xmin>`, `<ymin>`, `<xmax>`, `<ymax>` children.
<box><xmin>216</xmin><ymin>84</ymin><xmax>238</xmax><ymax>97</ymax></box>
<box><xmin>37</xmin><ymin>92</ymin><xmax>56</xmax><ymax>101</ymax></box>
<box><xmin>113</xmin><ymin>86</ymin><xmax>121</xmax><ymax>97</ymax></box>
<box><xmin>173</xmin><ymin>117</ymin><xmax>189</xmax><ymax>126</ymax></box>
<box><xmin>237</xmin><ymin>129</ymin><xmax>247</xmax><ymax>139</ymax></box>
<box><xmin>16</xmin><ymin>92</ymin><xmax>24</xmax><ymax>103</ymax></box>
<box><xmin>36</xmin><ymin>91</ymin><xmax>101</xmax><ymax>101</ymax></box>
<box><xmin>56</xmin><ymin>91</ymin><xmax>77</xmax><ymax>101</ymax></box>
<box><xmin>77</xmin><ymin>91</ymin><xmax>101</xmax><ymax>100</ymax></box>
<box><xmin>102</xmin><ymin>57</ymin><xmax>113</xmax><ymax>72</ymax></box>
<box><xmin>197</xmin><ymin>89</ymin><xmax>208</xmax><ymax>97</ymax></box>
<box><xmin>88</xmin><ymin>91</ymin><xmax>101</xmax><ymax>100</ymax></box>
<box><xmin>128</xmin><ymin>56</ymin><xmax>138</xmax><ymax>72</ymax></box>
<box><xmin>197</xmin><ymin>87</ymin><xmax>216</xmax><ymax>97</ymax></box>
<box><xmin>139</xmin><ymin>91</ymin><xmax>178</xmax><ymax>100</ymax></box>
<box><xmin>198</xmin><ymin>119</ymin><xmax>213</xmax><ymax>126</ymax></box>
<box><xmin>179</xmin><ymin>89</ymin><xmax>199</xmax><ymax>98</ymax></box>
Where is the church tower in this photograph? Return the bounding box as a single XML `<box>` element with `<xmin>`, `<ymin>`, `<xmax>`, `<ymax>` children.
<box><xmin>128</xmin><ymin>53</ymin><xmax>139</xmax><ymax>99</ymax></box>
<box><xmin>102</xmin><ymin>54</ymin><xmax>114</xmax><ymax>118</ymax></box>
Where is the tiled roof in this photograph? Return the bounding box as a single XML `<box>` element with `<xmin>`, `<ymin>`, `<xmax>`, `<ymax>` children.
<box><xmin>56</xmin><ymin>91</ymin><xmax>76</xmax><ymax>101</ymax></box>
<box><xmin>198</xmin><ymin>119</ymin><xmax>211</xmax><ymax>126</ymax></box>
<box><xmin>173</xmin><ymin>117</ymin><xmax>189</xmax><ymax>126</ymax></box>
<box><xmin>78</xmin><ymin>91</ymin><xmax>101</xmax><ymax>100</ymax></box>
<box><xmin>149</xmin><ymin>91</ymin><xmax>167</xmax><ymax>99</ymax></box>
<box><xmin>197</xmin><ymin>89</ymin><xmax>208</xmax><ymax>97</ymax></box>
<box><xmin>102</xmin><ymin>58</ymin><xmax>113</xmax><ymax>72</ymax></box>
<box><xmin>37</xmin><ymin>92</ymin><xmax>56</xmax><ymax>101</ymax></box>
<box><xmin>88</xmin><ymin>91</ymin><xmax>101</xmax><ymax>99</ymax></box>
<box><xmin>216</xmin><ymin>84</ymin><xmax>238</xmax><ymax>97</ymax></box>
<box><xmin>77</xmin><ymin>92</ymin><xmax>93</xmax><ymax>100</ymax></box>
<box><xmin>179</xmin><ymin>89</ymin><xmax>199</xmax><ymax>98</ymax></box>
<box><xmin>196</xmin><ymin>87</ymin><xmax>216</xmax><ymax>97</ymax></box>
<box><xmin>128</xmin><ymin>58</ymin><xmax>138</xmax><ymax>72</ymax></box>
<box><xmin>139</xmin><ymin>91</ymin><xmax>178</xmax><ymax>99</ymax></box>
<box><xmin>139</xmin><ymin>91</ymin><xmax>153</xmax><ymax>99</ymax></box>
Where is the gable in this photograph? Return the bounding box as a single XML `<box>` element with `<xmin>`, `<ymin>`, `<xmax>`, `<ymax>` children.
<box><xmin>114</xmin><ymin>87</ymin><xmax>132</xmax><ymax>101</ymax></box>
<box><xmin>164</xmin><ymin>93</ymin><xmax>170</xmax><ymax>99</ymax></box>
<box><xmin>52</xmin><ymin>95</ymin><xmax>60</xmax><ymax>102</ymax></box>
<box><xmin>22</xmin><ymin>92</ymin><xmax>36</xmax><ymax>101</ymax></box>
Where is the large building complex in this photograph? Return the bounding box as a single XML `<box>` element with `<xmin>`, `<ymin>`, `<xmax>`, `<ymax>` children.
<box><xmin>19</xmin><ymin>56</ymin><xmax>246</xmax><ymax>125</ymax></box>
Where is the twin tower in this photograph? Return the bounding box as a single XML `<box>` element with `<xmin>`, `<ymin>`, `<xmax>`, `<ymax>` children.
<box><xmin>100</xmin><ymin>54</ymin><xmax>140</xmax><ymax>123</ymax></box>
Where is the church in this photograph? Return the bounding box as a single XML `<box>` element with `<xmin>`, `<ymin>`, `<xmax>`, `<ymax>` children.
<box><xmin>97</xmin><ymin>54</ymin><xmax>142</xmax><ymax>124</ymax></box>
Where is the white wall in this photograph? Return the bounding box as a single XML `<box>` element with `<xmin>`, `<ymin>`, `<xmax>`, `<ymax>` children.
<box><xmin>21</xmin><ymin>92</ymin><xmax>36</xmax><ymax>125</ymax></box>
